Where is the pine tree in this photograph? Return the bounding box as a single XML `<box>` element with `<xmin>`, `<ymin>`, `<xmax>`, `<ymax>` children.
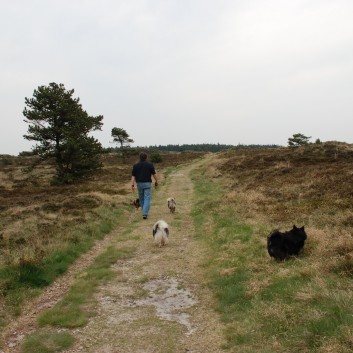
<box><xmin>111</xmin><ymin>127</ymin><xmax>134</xmax><ymax>162</ymax></box>
<box><xmin>288</xmin><ymin>133</ymin><xmax>311</xmax><ymax>147</ymax></box>
<box><xmin>23</xmin><ymin>82</ymin><xmax>103</xmax><ymax>183</ymax></box>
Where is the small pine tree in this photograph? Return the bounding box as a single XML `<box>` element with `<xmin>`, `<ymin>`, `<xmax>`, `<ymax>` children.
<box><xmin>111</xmin><ymin>127</ymin><xmax>134</xmax><ymax>162</ymax></box>
<box><xmin>288</xmin><ymin>133</ymin><xmax>311</xmax><ymax>147</ymax></box>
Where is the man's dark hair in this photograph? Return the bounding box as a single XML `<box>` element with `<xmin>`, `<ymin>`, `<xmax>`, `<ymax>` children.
<box><xmin>139</xmin><ymin>152</ymin><xmax>148</xmax><ymax>161</ymax></box>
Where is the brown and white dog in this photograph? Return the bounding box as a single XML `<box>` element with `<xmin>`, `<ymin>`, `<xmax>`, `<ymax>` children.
<box><xmin>152</xmin><ymin>220</ymin><xmax>169</xmax><ymax>247</ymax></box>
<box><xmin>167</xmin><ymin>197</ymin><xmax>176</xmax><ymax>213</ymax></box>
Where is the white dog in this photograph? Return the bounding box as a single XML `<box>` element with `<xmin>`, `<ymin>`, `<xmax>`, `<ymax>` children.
<box><xmin>167</xmin><ymin>197</ymin><xmax>176</xmax><ymax>213</ymax></box>
<box><xmin>152</xmin><ymin>220</ymin><xmax>169</xmax><ymax>247</ymax></box>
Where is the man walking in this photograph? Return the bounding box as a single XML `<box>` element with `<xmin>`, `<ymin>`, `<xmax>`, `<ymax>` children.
<box><xmin>131</xmin><ymin>152</ymin><xmax>158</xmax><ymax>219</ymax></box>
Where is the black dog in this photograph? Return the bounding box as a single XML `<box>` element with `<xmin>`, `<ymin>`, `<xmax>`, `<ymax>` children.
<box><xmin>267</xmin><ymin>225</ymin><xmax>307</xmax><ymax>261</ymax></box>
<box><xmin>133</xmin><ymin>198</ymin><xmax>140</xmax><ymax>211</ymax></box>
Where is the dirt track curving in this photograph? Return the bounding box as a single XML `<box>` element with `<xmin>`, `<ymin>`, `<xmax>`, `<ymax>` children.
<box><xmin>3</xmin><ymin>158</ymin><xmax>226</xmax><ymax>353</ymax></box>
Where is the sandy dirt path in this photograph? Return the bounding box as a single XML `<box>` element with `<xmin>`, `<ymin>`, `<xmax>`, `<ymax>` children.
<box><xmin>3</xmin><ymin>158</ymin><xmax>227</xmax><ymax>353</ymax></box>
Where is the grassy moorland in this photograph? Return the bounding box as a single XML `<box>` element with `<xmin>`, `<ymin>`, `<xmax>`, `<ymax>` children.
<box><xmin>1</xmin><ymin>142</ymin><xmax>353</xmax><ymax>353</ymax></box>
<box><xmin>0</xmin><ymin>151</ymin><xmax>202</xmax><ymax>334</ymax></box>
<box><xmin>191</xmin><ymin>142</ymin><xmax>353</xmax><ymax>352</ymax></box>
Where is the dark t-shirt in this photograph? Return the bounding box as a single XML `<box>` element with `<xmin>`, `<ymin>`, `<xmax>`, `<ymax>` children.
<box><xmin>132</xmin><ymin>160</ymin><xmax>156</xmax><ymax>182</ymax></box>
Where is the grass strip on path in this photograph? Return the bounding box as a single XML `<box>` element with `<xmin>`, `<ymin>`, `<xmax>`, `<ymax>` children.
<box><xmin>21</xmin><ymin>243</ymin><xmax>135</xmax><ymax>353</ymax></box>
<box><xmin>18</xmin><ymin>205</ymin><xmax>137</xmax><ymax>353</ymax></box>
<box><xmin>20</xmin><ymin>331</ymin><xmax>74</xmax><ymax>353</ymax></box>
<box><xmin>37</xmin><ymin>245</ymin><xmax>135</xmax><ymax>328</ymax></box>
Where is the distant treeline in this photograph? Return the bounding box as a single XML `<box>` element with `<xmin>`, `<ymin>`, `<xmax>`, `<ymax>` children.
<box><xmin>102</xmin><ymin>143</ymin><xmax>281</xmax><ymax>154</ymax></box>
<box><xmin>18</xmin><ymin>143</ymin><xmax>281</xmax><ymax>156</ymax></box>
<box><xmin>147</xmin><ymin>144</ymin><xmax>236</xmax><ymax>152</ymax></box>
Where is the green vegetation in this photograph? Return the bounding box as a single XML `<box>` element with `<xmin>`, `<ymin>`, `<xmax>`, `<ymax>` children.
<box><xmin>148</xmin><ymin>143</ymin><xmax>281</xmax><ymax>152</ymax></box>
<box><xmin>1</xmin><ymin>157</ymin><xmax>13</xmax><ymax>165</ymax></box>
<box><xmin>102</xmin><ymin>143</ymin><xmax>282</xmax><ymax>155</ymax></box>
<box><xmin>38</xmin><ymin>245</ymin><xmax>135</xmax><ymax>328</ymax></box>
<box><xmin>21</xmin><ymin>244</ymin><xmax>135</xmax><ymax>352</ymax></box>
<box><xmin>150</xmin><ymin>152</ymin><xmax>163</xmax><ymax>163</ymax></box>
<box><xmin>0</xmin><ymin>206</ymin><xmax>127</xmax><ymax>317</ymax></box>
<box><xmin>288</xmin><ymin>132</ymin><xmax>311</xmax><ymax>147</ymax></box>
<box><xmin>21</xmin><ymin>331</ymin><xmax>74</xmax><ymax>353</ymax></box>
<box><xmin>23</xmin><ymin>82</ymin><xmax>103</xmax><ymax>183</ymax></box>
<box><xmin>111</xmin><ymin>127</ymin><xmax>134</xmax><ymax>163</ymax></box>
<box><xmin>191</xmin><ymin>144</ymin><xmax>353</xmax><ymax>353</ymax></box>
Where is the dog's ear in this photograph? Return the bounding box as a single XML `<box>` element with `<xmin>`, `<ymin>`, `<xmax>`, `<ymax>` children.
<box><xmin>165</xmin><ymin>227</ymin><xmax>169</xmax><ymax>236</ymax></box>
<box><xmin>293</xmin><ymin>224</ymin><xmax>297</xmax><ymax>230</ymax></box>
<box><xmin>301</xmin><ymin>226</ymin><xmax>305</xmax><ymax>231</ymax></box>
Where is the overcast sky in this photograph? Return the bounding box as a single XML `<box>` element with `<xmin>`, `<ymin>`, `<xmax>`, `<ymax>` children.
<box><xmin>1</xmin><ymin>0</ymin><xmax>353</xmax><ymax>155</ymax></box>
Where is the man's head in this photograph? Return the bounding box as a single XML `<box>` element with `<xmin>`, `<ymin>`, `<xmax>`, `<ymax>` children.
<box><xmin>139</xmin><ymin>152</ymin><xmax>148</xmax><ymax>161</ymax></box>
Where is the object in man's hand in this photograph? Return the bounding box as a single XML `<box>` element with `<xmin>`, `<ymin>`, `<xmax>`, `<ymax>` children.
<box><xmin>133</xmin><ymin>198</ymin><xmax>140</xmax><ymax>210</ymax></box>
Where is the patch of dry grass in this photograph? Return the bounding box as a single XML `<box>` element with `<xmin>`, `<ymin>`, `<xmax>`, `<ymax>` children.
<box><xmin>192</xmin><ymin>144</ymin><xmax>353</xmax><ymax>352</ymax></box>
<box><xmin>217</xmin><ymin>142</ymin><xmax>353</xmax><ymax>265</ymax></box>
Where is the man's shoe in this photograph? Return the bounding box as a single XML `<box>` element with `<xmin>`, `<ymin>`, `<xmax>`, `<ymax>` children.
<box><xmin>143</xmin><ymin>215</ymin><xmax>147</xmax><ymax>219</ymax></box>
